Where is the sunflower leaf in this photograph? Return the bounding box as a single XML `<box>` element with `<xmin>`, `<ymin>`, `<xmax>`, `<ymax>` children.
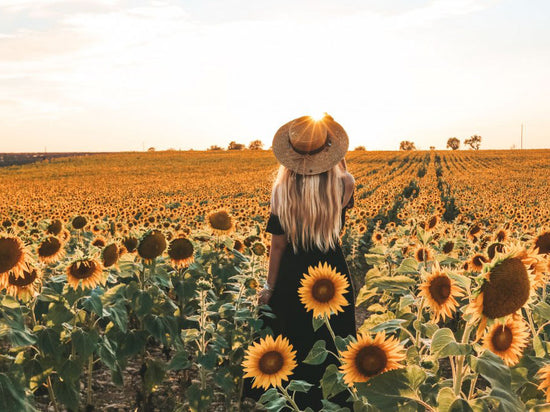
<box><xmin>287</xmin><ymin>379</ymin><xmax>313</xmax><ymax>393</ymax></box>
<box><xmin>304</xmin><ymin>340</ymin><xmax>328</xmax><ymax>365</ymax></box>
<box><xmin>395</xmin><ymin>258</ymin><xmax>420</xmax><ymax>274</ymax></box>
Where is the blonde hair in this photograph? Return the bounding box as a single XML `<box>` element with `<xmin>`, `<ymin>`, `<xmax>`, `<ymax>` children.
<box><xmin>270</xmin><ymin>164</ymin><xmax>347</xmax><ymax>254</ymax></box>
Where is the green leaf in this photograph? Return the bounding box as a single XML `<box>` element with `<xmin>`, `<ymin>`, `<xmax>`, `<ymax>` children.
<box><xmin>287</xmin><ymin>380</ymin><xmax>314</xmax><ymax>393</ymax></box>
<box><xmin>52</xmin><ymin>377</ymin><xmax>79</xmax><ymax>411</ymax></box>
<box><xmin>258</xmin><ymin>387</ymin><xmax>279</xmax><ymax>403</ymax></box>
<box><xmin>320</xmin><ymin>364</ymin><xmax>347</xmax><ymax>400</ymax></box>
<box><xmin>369</xmin><ymin>319</ymin><xmax>407</xmax><ymax>333</ymax></box>
<box><xmin>71</xmin><ymin>329</ymin><xmax>99</xmax><ymax>359</ymax></box>
<box><xmin>431</xmin><ymin>328</ymin><xmax>471</xmax><ymax>358</ymax></box>
<box><xmin>312</xmin><ymin>316</ymin><xmax>325</xmax><ymax>332</ymax></box>
<box><xmin>82</xmin><ymin>290</ymin><xmax>103</xmax><ymax>317</ymax></box>
<box><xmin>395</xmin><ymin>258</ymin><xmax>419</xmax><ymax>274</ymax></box>
<box><xmin>364</xmin><ymin>253</ymin><xmax>386</xmax><ymax>266</ymax></box>
<box><xmin>144</xmin><ymin>359</ymin><xmax>166</xmax><ymax>393</ymax></box>
<box><xmin>354</xmin><ymin>286</ymin><xmax>378</xmax><ymax>308</ymax></box>
<box><xmin>107</xmin><ymin>300</ymin><xmax>128</xmax><ymax>333</ymax></box>
<box><xmin>304</xmin><ymin>340</ymin><xmax>328</xmax><ymax>365</ymax></box>
<box><xmin>533</xmin><ymin>301</ymin><xmax>550</xmax><ymax>321</ymax></box>
<box><xmin>437</xmin><ymin>387</ymin><xmax>457</xmax><ymax>412</ymax></box>
<box><xmin>186</xmin><ymin>382</ymin><xmax>214</xmax><ymax>412</ymax></box>
<box><xmin>321</xmin><ymin>399</ymin><xmax>351</xmax><ymax>411</ymax></box>
<box><xmin>168</xmin><ymin>351</ymin><xmax>191</xmax><ymax>371</ymax></box>
<box><xmin>0</xmin><ymin>373</ymin><xmax>31</xmax><ymax>412</ymax></box>
<box><xmin>369</xmin><ymin>275</ymin><xmax>416</xmax><ymax>293</ymax></box>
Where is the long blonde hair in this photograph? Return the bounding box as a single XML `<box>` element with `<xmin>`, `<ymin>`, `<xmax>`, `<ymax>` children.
<box><xmin>270</xmin><ymin>163</ymin><xmax>346</xmax><ymax>254</ymax></box>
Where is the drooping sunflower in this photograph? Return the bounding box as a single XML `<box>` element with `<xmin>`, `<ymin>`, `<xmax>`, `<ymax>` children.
<box><xmin>494</xmin><ymin>228</ymin><xmax>509</xmax><ymax>243</ymax></box>
<box><xmin>468</xmin><ymin>253</ymin><xmax>489</xmax><ymax>272</ymax></box>
<box><xmin>206</xmin><ymin>209</ymin><xmax>234</xmax><ymax>235</ymax></box>
<box><xmin>426</xmin><ymin>215</ymin><xmax>438</xmax><ymax>231</ymax></box>
<box><xmin>72</xmin><ymin>215</ymin><xmax>88</xmax><ymax>230</ymax></box>
<box><xmin>66</xmin><ymin>258</ymin><xmax>105</xmax><ymax>290</ymax></box>
<box><xmin>4</xmin><ymin>261</ymin><xmax>42</xmax><ymax>302</ymax></box>
<box><xmin>251</xmin><ymin>242</ymin><xmax>266</xmax><ymax>256</ymax></box>
<box><xmin>167</xmin><ymin>237</ymin><xmax>195</xmax><ymax>269</ymax></box>
<box><xmin>137</xmin><ymin>230</ymin><xmax>167</xmax><ymax>263</ymax></box>
<box><xmin>418</xmin><ymin>261</ymin><xmax>465</xmax><ymax>323</ymax></box>
<box><xmin>464</xmin><ymin>241</ymin><xmax>538</xmax><ymax>342</ymax></box>
<box><xmin>102</xmin><ymin>244</ymin><xmax>119</xmax><ymax>268</ymax></box>
<box><xmin>242</xmin><ymin>335</ymin><xmax>297</xmax><ymax>390</ymax></box>
<box><xmin>0</xmin><ymin>233</ymin><xmax>29</xmax><ymax>280</ymax></box>
<box><xmin>339</xmin><ymin>331</ymin><xmax>406</xmax><ymax>386</ymax></box>
<box><xmin>482</xmin><ymin>314</ymin><xmax>529</xmax><ymax>367</ymax></box>
<box><xmin>533</xmin><ymin>230</ymin><xmax>550</xmax><ymax>255</ymax></box>
<box><xmin>442</xmin><ymin>241</ymin><xmax>455</xmax><ymax>254</ymax></box>
<box><xmin>298</xmin><ymin>261</ymin><xmax>350</xmax><ymax>318</ymax></box>
<box><xmin>414</xmin><ymin>246</ymin><xmax>433</xmax><ymax>263</ymax></box>
<box><xmin>537</xmin><ymin>363</ymin><xmax>550</xmax><ymax>403</ymax></box>
<box><xmin>37</xmin><ymin>236</ymin><xmax>65</xmax><ymax>264</ymax></box>
<box><xmin>122</xmin><ymin>236</ymin><xmax>139</xmax><ymax>253</ymax></box>
<box><xmin>487</xmin><ymin>242</ymin><xmax>505</xmax><ymax>260</ymax></box>
<box><xmin>46</xmin><ymin>219</ymin><xmax>63</xmax><ymax>235</ymax></box>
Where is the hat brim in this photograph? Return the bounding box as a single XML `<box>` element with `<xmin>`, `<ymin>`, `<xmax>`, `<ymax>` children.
<box><xmin>272</xmin><ymin>116</ymin><xmax>349</xmax><ymax>175</ymax></box>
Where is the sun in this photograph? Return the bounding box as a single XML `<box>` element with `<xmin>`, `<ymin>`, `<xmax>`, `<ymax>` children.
<box><xmin>309</xmin><ymin>111</ymin><xmax>327</xmax><ymax>122</ymax></box>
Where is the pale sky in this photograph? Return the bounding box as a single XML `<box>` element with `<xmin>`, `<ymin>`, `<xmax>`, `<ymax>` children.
<box><xmin>0</xmin><ymin>0</ymin><xmax>549</xmax><ymax>152</ymax></box>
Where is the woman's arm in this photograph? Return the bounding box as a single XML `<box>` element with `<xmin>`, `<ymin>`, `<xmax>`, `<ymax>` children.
<box><xmin>259</xmin><ymin>233</ymin><xmax>287</xmax><ymax>304</ymax></box>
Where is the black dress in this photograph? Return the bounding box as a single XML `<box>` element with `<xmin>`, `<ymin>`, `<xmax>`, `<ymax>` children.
<box><xmin>242</xmin><ymin>189</ymin><xmax>357</xmax><ymax>411</ymax></box>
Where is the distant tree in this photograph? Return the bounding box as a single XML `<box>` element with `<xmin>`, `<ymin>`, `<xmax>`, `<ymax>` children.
<box><xmin>147</xmin><ymin>147</ymin><xmax>155</xmax><ymax>152</ymax></box>
<box><xmin>446</xmin><ymin>137</ymin><xmax>460</xmax><ymax>150</ymax></box>
<box><xmin>354</xmin><ymin>146</ymin><xmax>366</xmax><ymax>151</ymax></box>
<box><xmin>399</xmin><ymin>140</ymin><xmax>416</xmax><ymax>151</ymax></box>
<box><xmin>228</xmin><ymin>141</ymin><xmax>245</xmax><ymax>150</ymax></box>
<box><xmin>429</xmin><ymin>146</ymin><xmax>436</xmax><ymax>150</ymax></box>
<box><xmin>464</xmin><ymin>135</ymin><xmax>482</xmax><ymax>150</ymax></box>
<box><xmin>207</xmin><ymin>145</ymin><xmax>223</xmax><ymax>151</ymax></box>
<box><xmin>248</xmin><ymin>140</ymin><xmax>264</xmax><ymax>150</ymax></box>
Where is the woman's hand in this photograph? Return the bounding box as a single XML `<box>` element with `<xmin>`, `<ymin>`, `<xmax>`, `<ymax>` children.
<box><xmin>258</xmin><ymin>288</ymin><xmax>273</xmax><ymax>305</ymax></box>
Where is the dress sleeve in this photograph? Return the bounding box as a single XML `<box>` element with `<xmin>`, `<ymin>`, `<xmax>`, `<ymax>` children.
<box><xmin>266</xmin><ymin>213</ymin><xmax>285</xmax><ymax>235</ymax></box>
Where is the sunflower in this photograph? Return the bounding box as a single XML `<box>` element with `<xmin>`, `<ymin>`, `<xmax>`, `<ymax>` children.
<box><xmin>122</xmin><ymin>236</ymin><xmax>139</xmax><ymax>253</ymax></box>
<box><xmin>4</xmin><ymin>261</ymin><xmax>42</xmax><ymax>301</ymax></box>
<box><xmin>371</xmin><ymin>231</ymin><xmax>384</xmax><ymax>244</ymax></box>
<box><xmin>468</xmin><ymin>253</ymin><xmax>489</xmax><ymax>272</ymax></box>
<box><xmin>537</xmin><ymin>363</ymin><xmax>550</xmax><ymax>403</ymax></box>
<box><xmin>66</xmin><ymin>258</ymin><xmax>105</xmax><ymax>290</ymax></box>
<box><xmin>464</xmin><ymin>242</ymin><xmax>538</xmax><ymax>342</ymax></box>
<box><xmin>339</xmin><ymin>331</ymin><xmax>406</xmax><ymax>386</ymax></box>
<box><xmin>482</xmin><ymin>314</ymin><xmax>529</xmax><ymax>366</ymax></box>
<box><xmin>46</xmin><ymin>219</ymin><xmax>63</xmax><ymax>235</ymax></box>
<box><xmin>233</xmin><ymin>239</ymin><xmax>245</xmax><ymax>252</ymax></box>
<box><xmin>467</xmin><ymin>223</ymin><xmax>482</xmax><ymax>242</ymax></box>
<box><xmin>251</xmin><ymin>242</ymin><xmax>266</xmax><ymax>256</ymax></box>
<box><xmin>167</xmin><ymin>237</ymin><xmax>195</xmax><ymax>269</ymax></box>
<box><xmin>494</xmin><ymin>228</ymin><xmax>509</xmax><ymax>243</ymax></box>
<box><xmin>137</xmin><ymin>230</ymin><xmax>167</xmax><ymax>263</ymax></box>
<box><xmin>242</xmin><ymin>335</ymin><xmax>297</xmax><ymax>390</ymax></box>
<box><xmin>102</xmin><ymin>244</ymin><xmax>119</xmax><ymax>268</ymax></box>
<box><xmin>37</xmin><ymin>236</ymin><xmax>65</xmax><ymax>264</ymax></box>
<box><xmin>72</xmin><ymin>215</ymin><xmax>87</xmax><ymax>230</ymax></box>
<box><xmin>487</xmin><ymin>242</ymin><xmax>505</xmax><ymax>260</ymax></box>
<box><xmin>533</xmin><ymin>231</ymin><xmax>550</xmax><ymax>255</ymax></box>
<box><xmin>418</xmin><ymin>261</ymin><xmax>465</xmax><ymax>323</ymax></box>
<box><xmin>206</xmin><ymin>209</ymin><xmax>234</xmax><ymax>235</ymax></box>
<box><xmin>442</xmin><ymin>241</ymin><xmax>455</xmax><ymax>254</ymax></box>
<box><xmin>426</xmin><ymin>215</ymin><xmax>438</xmax><ymax>230</ymax></box>
<box><xmin>0</xmin><ymin>233</ymin><xmax>29</xmax><ymax>279</ymax></box>
<box><xmin>414</xmin><ymin>246</ymin><xmax>433</xmax><ymax>263</ymax></box>
<box><xmin>298</xmin><ymin>261</ymin><xmax>350</xmax><ymax>318</ymax></box>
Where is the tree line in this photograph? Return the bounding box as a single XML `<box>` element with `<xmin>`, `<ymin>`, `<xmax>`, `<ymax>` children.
<box><xmin>399</xmin><ymin>135</ymin><xmax>482</xmax><ymax>151</ymax></box>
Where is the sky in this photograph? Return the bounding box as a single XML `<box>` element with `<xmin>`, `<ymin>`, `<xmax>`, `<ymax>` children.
<box><xmin>0</xmin><ymin>0</ymin><xmax>549</xmax><ymax>152</ymax></box>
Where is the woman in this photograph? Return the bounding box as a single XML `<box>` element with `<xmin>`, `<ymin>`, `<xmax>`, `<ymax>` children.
<box><xmin>242</xmin><ymin>114</ymin><xmax>357</xmax><ymax>410</ymax></box>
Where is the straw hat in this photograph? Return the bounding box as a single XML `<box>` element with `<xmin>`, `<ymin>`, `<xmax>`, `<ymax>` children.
<box><xmin>272</xmin><ymin>113</ymin><xmax>349</xmax><ymax>175</ymax></box>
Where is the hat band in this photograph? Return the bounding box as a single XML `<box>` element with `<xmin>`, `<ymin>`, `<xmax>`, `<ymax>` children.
<box><xmin>288</xmin><ymin>135</ymin><xmax>332</xmax><ymax>156</ymax></box>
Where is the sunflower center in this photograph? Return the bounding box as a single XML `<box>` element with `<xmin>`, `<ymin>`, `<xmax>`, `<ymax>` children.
<box><xmin>38</xmin><ymin>237</ymin><xmax>61</xmax><ymax>257</ymax></box>
<box><xmin>355</xmin><ymin>346</ymin><xmax>388</xmax><ymax>377</ymax></box>
<box><xmin>481</xmin><ymin>257</ymin><xmax>530</xmax><ymax>319</ymax></box>
<box><xmin>69</xmin><ymin>260</ymin><xmax>98</xmax><ymax>279</ymax></box>
<box><xmin>443</xmin><ymin>241</ymin><xmax>454</xmax><ymax>254</ymax></box>
<box><xmin>0</xmin><ymin>237</ymin><xmax>24</xmax><ymax>274</ymax></box>
<box><xmin>535</xmin><ymin>232</ymin><xmax>550</xmax><ymax>255</ymax></box>
<box><xmin>209</xmin><ymin>212</ymin><xmax>232</xmax><ymax>231</ymax></box>
<box><xmin>491</xmin><ymin>325</ymin><xmax>513</xmax><ymax>351</ymax></box>
<box><xmin>259</xmin><ymin>351</ymin><xmax>284</xmax><ymax>375</ymax></box>
<box><xmin>138</xmin><ymin>231</ymin><xmax>167</xmax><ymax>260</ymax></box>
<box><xmin>311</xmin><ymin>278</ymin><xmax>336</xmax><ymax>303</ymax></box>
<box><xmin>9</xmin><ymin>268</ymin><xmax>38</xmax><ymax>287</ymax></box>
<box><xmin>428</xmin><ymin>276</ymin><xmax>451</xmax><ymax>304</ymax></box>
<box><xmin>168</xmin><ymin>238</ymin><xmax>194</xmax><ymax>260</ymax></box>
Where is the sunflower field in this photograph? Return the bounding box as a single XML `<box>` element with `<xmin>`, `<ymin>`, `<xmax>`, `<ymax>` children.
<box><xmin>1</xmin><ymin>149</ymin><xmax>550</xmax><ymax>411</ymax></box>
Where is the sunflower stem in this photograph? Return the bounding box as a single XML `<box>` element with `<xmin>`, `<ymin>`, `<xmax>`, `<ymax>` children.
<box><xmin>86</xmin><ymin>353</ymin><xmax>93</xmax><ymax>406</ymax></box>
<box><xmin>324</xmin><ymin>316</ymin><xmax>337</xmax><ymax>347</ymax></box>
<box><xmin>468</xmin><ymin>373</ymin><xmax>478</xmax><ymax>400</ymax></box>
<box><xmin>415</xmin><ymin>297</ymin><xmax>425</xmax><ymax>350</ymax></box>
<box><xmin>46</xmin><ymin>376</ymin><xmax>60</xmax><ymax>412</ymax></box>
<box><xmin>453</xmin><ymin>321</ymin><xmax>473</xmax><ymax>396</ymax></box>
<box><xmin>277</xmin><ymin>383</ymin><xmax>302</xmax><ymax>412</ymax></box>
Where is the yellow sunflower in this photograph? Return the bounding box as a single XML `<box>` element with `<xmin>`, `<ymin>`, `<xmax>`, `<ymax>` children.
<box><xmin>0</xmin><ymin>233</ymin><xmax>29</xmax><ymax>280</ymax></box>
<box><xmin>66</xmin><ymin>258</ymin><xmax>105</xmax><ymax>290</ymax></box>
<box><xmin>37</xmin><ymin>236</ymin><xmax>65</xmax><ymax>264</ymax></box>
<box><xmin>242</xmin><ymin>335</ymin><xmax>297</xmax><ymax>390</ymax></box>
<box><xmin>464</xmin><ymin>241</ymin><xmax>538</xmax><ymax>342</ymax></box>
<box><xmin>206</xmin><ymin>209</ymin><xmax>235</xmax><ymax>235</ymax></box>
<box><xmin>414</xmin><ymin>246</ymin><xmax>433</xmax><ymax>263</ymax></box>
<box><xmin>4</xmin><ymin>261</ymin><xmax>42</xmax><ymax>302</ymax></box>
<box><xmin>298</xmin><ymin>261</ymin><xmax>350</xmax><ymax>318</ymax></box>
<box><xmin>533</xmin><ymin>230</ymin><xmax>550</xmax><ymax>255</ymax></box>
<box><xmin>167</xmin><ymin>237</ymin><xmax>195</xmax><ymax>269</ymax></box>
<box><xmin>418</xmin><ymin>261</ymin><xmax>465</xmax><ymax>323</ymax></box>
<box><xmin>537</xmin><ymin>363</ymin><xmax>550</xmax><ymax>403</ymax></box>
<box><xmin>339</xmin><ymin>331</ymin><xmax>406</xmax><ymax>386</ymax></box>
<box><xmin>482</xmin><ymin>314</ymin><xmax>529</xmax><ymax>367</ymax></box>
